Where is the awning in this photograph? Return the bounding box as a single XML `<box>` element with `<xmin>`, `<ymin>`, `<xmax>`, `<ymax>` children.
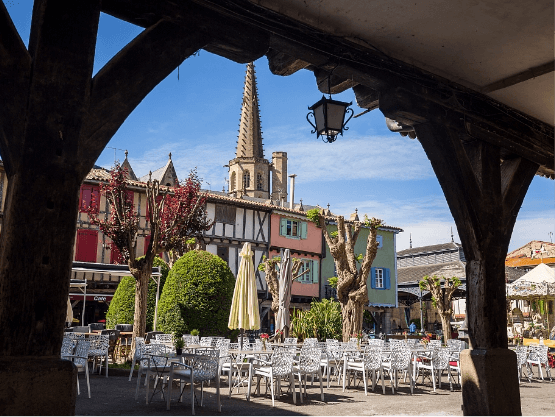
<box><xmin>72</xmin><ymin>261</ymin><xmax>162</xmax><ymax>277</ymax></box>
<box><xmin>69</xmin><ymin>293</ymin><xmax>113</xmax><ymax>302</ymax></box>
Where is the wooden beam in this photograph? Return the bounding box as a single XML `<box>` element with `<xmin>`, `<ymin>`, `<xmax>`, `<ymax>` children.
<box><xmin>379</xmin><ymin>87</ymin><xmax>553</xmax><ymax>172</ymax></box>
<box><xmin>0</xmin><ymin>2</ymin><xmax>31</xmax><ymax>174</ymax></box>
<box><xmin>79</xmin><ymin>19</ymin><xmax>211</xmax><ymax>178</ymax></box>
<box><xmin>353</xmin><ymin>85</ymin><xmax>379</xmax><ymax>110</ymax></box>
<box><xmin>313</xmin><ymin>67</ymin><xmax>358</xmax><ymax>94</ymax></box>
<box><xmin>480</xmin><ymin>61</ymin><xmax>555</xmax><ymax>94</ymax></box>
<box><xmin>266</xmin><ymin>48</ymin><xmax>309</xmax><ymax>76</ymax></box>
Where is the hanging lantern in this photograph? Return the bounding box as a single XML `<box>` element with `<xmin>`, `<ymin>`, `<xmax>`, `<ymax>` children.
<box><xmin>307</xmin><ymin>94</ymin><xmax>354</xmax><ymax>143</ymax></box>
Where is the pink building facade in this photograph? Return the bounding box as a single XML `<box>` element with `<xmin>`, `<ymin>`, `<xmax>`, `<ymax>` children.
<box><xmin>269</xmin><ymin>208</ymin><xmax>322</xmax><ymax>300</ymax></box>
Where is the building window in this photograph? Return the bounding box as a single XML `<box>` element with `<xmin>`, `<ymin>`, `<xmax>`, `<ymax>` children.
<box><xmin>217</xmin><ymin>246</ymin><xmax>229</xmax><ymax>264</ymax></box>
<box><xmin>375</xmin><ymin>268</ymin><xmax>384</xmax><ymax>288</ymax></box>
<box><xmin>75</xmin><ymin>229</ymin><xmax>98</xmax><ymax>262</ymax></box>
<box><xmin>371</xmin><ymin>267</ymin><xmax>390</xmax><ymax>290</ymax></box>
<box><xmin>256</xmin><ymin>173</ymin><xmax>264</xmax><ymax>191</ymax></box>
<box><xmin>280</xmin><ymin>218</ymin><xmax>307</xmax><ymax>239</ymax></box>
<box><xmin>79</xmin><ymin>185</ymin><xmax>100</xmax><ymax>214</ymax></box>
<box><xmin>295</xmin><ymin>259</ymin><xmax>319</xmax><ymax>284</ymax></box>
<box><xmin>243</xmin><ymin>171</ymin><xmax>250</xmax><ymax>189</ymax></box>
<box><xmin>230</xmin><ymin>172</ymin><xmax>236</xmax><ymax>191</ymax></box>
<box><xmin>215</xmin><ymin>204</ymin><xmax>236</xmax><ymax>224</ymax></box>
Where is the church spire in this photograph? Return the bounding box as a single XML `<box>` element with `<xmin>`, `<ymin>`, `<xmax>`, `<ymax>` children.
<box><xmin>236</xmin><ymin>62</ymin><xmax>264</xmax><ymax>159</ymax></box>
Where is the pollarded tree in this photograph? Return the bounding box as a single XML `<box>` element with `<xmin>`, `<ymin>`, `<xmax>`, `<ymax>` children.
<box><xmin>307</xmin><ymin>208</ymin><xmax>382</xmax><ymax>342</ymax></box>
<box><xmin>419</xmin><ymin>275</ymin><xmax>461</xmax><ymax>341</ymax></box>
<box><xmin>258</xmin><ymin>255</ymin><xmax>307</xmax><ymax>318</ymax></box>
<box><xmin>88</xmin><ymin>164</ymin><xmax>212</xmax><ymax>341</ymax></box>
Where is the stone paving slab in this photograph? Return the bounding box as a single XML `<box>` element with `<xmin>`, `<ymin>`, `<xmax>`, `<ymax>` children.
<box><xmin>75</xmin><ymin>368</ymin><xmax>553</xmax><ymax>415</ymax></box>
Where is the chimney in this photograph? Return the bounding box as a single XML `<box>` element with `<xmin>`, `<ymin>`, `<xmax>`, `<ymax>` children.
<box><xmin>271</xmin><ymin>152</ymin><xmax>288</xmax><ymax>202</ymax></box>
<box><xmin>289</xmin><ymin>174</ymin><xmax>297</xmax><ymax>210</ymax></box>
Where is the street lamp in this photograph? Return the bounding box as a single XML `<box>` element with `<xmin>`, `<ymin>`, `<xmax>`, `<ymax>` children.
<box><xmin>307</xmin><ymin>72</ymin><xmax>354</xmax><ymax>143</ymax></box>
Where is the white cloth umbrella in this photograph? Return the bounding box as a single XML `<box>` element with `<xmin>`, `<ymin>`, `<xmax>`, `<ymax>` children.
<box><xmin>66</xmin><ymin>298</ymin><xmax>73</xmax><ymax>325</ymax></box>
<box><xmin>275</xmin><ymin>249</ymin><xmax>293</xmax><ymax>337</ymax></box>
<box><xmin>228</xmin><ymin>243</ymin><xmax>260</xmax><ymax>349</ymax></box>
<box><xmin>512</xmin><ymin>263</ymin><xmax>555</xmax><ymax>284</ymax></box>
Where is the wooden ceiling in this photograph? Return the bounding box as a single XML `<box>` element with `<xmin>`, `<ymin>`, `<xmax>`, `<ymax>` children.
<box><xmin>100</xmin><ymin>0</ymin><xmax>554</xmax><ymax>178</ymax></box>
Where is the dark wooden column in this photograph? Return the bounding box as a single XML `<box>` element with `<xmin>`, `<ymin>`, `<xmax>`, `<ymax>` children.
<box><xmin>0</xmin><ymin>1</ymin><xmax>212</xmax><ymax>414</ymax></box>
<box><xmin>413</xmin><ymin>123</ymin><xmax>537</xmax><ymax>415</ymax></box>
<box><xmin>379</xmin><ymin>88</ymin><xmax>539</xmax><ymax>415</ymax></box>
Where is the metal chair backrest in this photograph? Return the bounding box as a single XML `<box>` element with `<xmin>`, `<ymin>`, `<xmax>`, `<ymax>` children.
<box><xmin>528</xmin><ymin>345</ymin><xmax>548</xmax><ymax>364</ymax></box>
<box><xmin>66</xmin><ymin>332</ymin><xmax>86</xmax><ymax>340</ymax></box>
<box><xmin>200</xmin><ymin>337</ymin><xmax>213</xmax><ymax>347</ymax></box>
<box><xmin>89</xmin><ymin>323</ymin><xmax>105</xmax><ymax>331</ymax></box>
<box><xmin>390</xmin><ymin>344</ymin><xmax>411</xmax><ymax>369</ymax></box>
<box><xmin>304</xmin><ymin>338</ymin><xmax>318</xmax><ymax>347</ymax></box>
<box><xmin>192</xmin><ymin>353</ymin><xmax>219</xmax><ymax>382</ymax></box>
<box><xmin>271</xmin><ymin>347</ymin><xmax>295</xmax><ymax>377</ymax></box>
<box><xmin>432</xmin><ymin>347</ymin><xmax>451</xmax><ymax>370</ymax></box>
<box><xmin>298</xmin><ymin>347</ymin><xmax>321</xmax><ymax>373</ymax></box>
<box><xmin>155</xmin><ymin>333</ymin><xmax>174</xmax><ymax>346</ymax></box>
<box><xmin>362</xmin><ymin>346</ymin><xmax>383</xmax><ymax>370</ymax></box>
<box><xmin>428</xmin><ymin>340</ymin><xmax>441</xmax><ymax>349</ymax></box>
<box><xmin>368</xmin><ymin>339</ymin><xmax>385</xmax><ymax>346</ymax></box>
<box><xmin>516</xmin><ymin>346</ymin><xmax>529</xmax><ymax>366</ymax></box>
<box><xmin>284</xmin><ymin>337</ymin><xmax>297</xmax><ymax>345</ymax></box>
<box><xmin>88</xmin><ymin>334</ymin><xmax>109</xmax><ymax>353</ymax></box>
<box><xmin>61</xmin><ymin>336</ymin><xmax>75</xmax><ymax>359</ymax></box>
<box><xmin>73</xmin><ymin>340</ymin><xmax>90</xmax><ymax>368</ymax></box>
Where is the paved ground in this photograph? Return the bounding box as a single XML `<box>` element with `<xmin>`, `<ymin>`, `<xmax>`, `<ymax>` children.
<box><xmin>75</xmin><ymin>368</ymin><xmax>553</xmax><ymax>415</ymax></box>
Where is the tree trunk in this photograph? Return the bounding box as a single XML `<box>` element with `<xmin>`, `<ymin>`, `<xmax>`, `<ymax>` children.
<box><xmin>133</xmin><ymin>270</ymin><xmax>150</xmax><ymax>340</ymax></box>
<box><xmin>440</xmin><ymin>313</ymin><xmax>452</xmax><ymax>342</ymax></box>
<box><xmin>341</xmin><ymin>298</ymin><xmax>365</xmax><ymax>341</ymax></box>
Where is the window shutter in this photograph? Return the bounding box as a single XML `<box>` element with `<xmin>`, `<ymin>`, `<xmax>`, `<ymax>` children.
<box><xmin>90</xmin><ymin>186</ymin><xmax>100</xmax><ymax>214</ymax></box>
<box><xmin>75</xmin><ymin>229</ymin><xmax>98</xmax><ymax>262</ymax></box>
<box><xmin>385</xmin><ymin>268</ymin><xmax>391</xmax><ymax>289</ymax></box>
<box><xmin>377</xmin><ymin>235</ymin><xmax>383</xmax><ymax>248</ymax></box>
<box><xmin>280</xmin><ymin>218</ymin><xmax>287</xmax><ymax>236</ymax></box>
<box><xmin>300</xmin><ymin>222</ymin><xmax>308</xmax><ymax>239</ymax></box>
<box><xmin>370</xmin><ymin>267</ymin><xmax>376</xmax><ymax>289</ymax></box>
<box><xmin>79</xmin><ymin>186</ymin><xmax>91</xmax><ymax>213</ymax></box>
<box><xmin>311</xmin><ymin>260</ymin><xmax>319</xmax><ymax>284</ymax></box>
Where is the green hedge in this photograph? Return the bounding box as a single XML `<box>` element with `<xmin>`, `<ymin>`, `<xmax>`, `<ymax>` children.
<box><xmin>157</xmin><ymin>250</ymin><xmax>236</xmax><ymax>337</ymax></box>
<box><xmin>105</xmin><ymin>256</ymin><xmax>169</xmax><ymax>331</ymax></box>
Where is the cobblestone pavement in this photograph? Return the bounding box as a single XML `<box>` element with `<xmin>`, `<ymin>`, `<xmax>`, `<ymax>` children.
<box><xmin>75</xmin><ymin>368</ymin><xmax>553</xmax><ymax>415</ymax></box>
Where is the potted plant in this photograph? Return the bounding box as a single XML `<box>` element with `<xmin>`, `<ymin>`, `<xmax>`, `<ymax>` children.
<box><xmin>260</xmin><ymin>333</ymin><xmax>269</xmax><ymax>350</ymax></box>
<box><xmin>174</xmin><ymin>334</ymin><xmax>184</xmax><ymax>355</ymax></box>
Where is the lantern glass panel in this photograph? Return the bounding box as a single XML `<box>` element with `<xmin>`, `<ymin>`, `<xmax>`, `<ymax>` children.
<box><xmin>326</xmin><ymin>102</ymin><xmax>348</xmax><ymax>132</ymax></box>
<box><xmin>313</xmin><ymin>102</ymin><xmax>326</xmax><ymax>135</ymax></box>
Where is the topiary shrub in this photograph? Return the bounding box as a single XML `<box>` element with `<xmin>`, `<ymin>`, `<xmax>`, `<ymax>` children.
<box><xmin>105</xmin><ymin>256</ymin><xmax>169</xmax><ymax>331</ymax></box>
<box><xmin>157</xmin><ymin>250</ymin><xmax>236</xmax><ymax>337</ymax></box>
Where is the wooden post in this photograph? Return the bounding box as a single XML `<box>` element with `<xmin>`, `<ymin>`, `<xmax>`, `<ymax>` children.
<box><xmin>0</xmin><ymin>2</ymin><xmax>211</xmax><ymax>414</ymax></box>
<box><xmin>414</xmin><ymin>121</ymin><xmax>538</xmax><ymax>415</ymax></box>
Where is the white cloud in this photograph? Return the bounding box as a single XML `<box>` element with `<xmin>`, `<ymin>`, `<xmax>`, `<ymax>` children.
<box><xmin>263</xmin><ymin>127</ymin><xmax>434</xmax><ymax>182</ymax></box>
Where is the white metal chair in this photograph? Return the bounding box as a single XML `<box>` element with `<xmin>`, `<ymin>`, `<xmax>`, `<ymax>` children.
<box><xmin>283</xmin><ymin>337</ymin><xmax>297</xmax><ymax>345</ymax></box>
<box><xmin>155</xmin><ymin>333</ymin><xmax>174</xmax><ymax>348</ymax></box>
<box><xmin>135</xmin><ymin>343</ymin><xmax>171</xmax><ymax>400</ymax></box>
<box><xmin>343</xmin><ymin>345</ymin><xmax>385</xmax><ymax>395</ymax></box>
<box><xmin>293</xmin><ymin>347</ymin><xmax>324</xmax><ymax>403</ymax></box>
<box><xmin>527</xmin><ymin>345</ymin><xmax>552</xmax><ymax>381</ymax></box>
<box><xmin>383</xmin><ymin>343</ymin><xmax>414</xmax><ymax>394</ymax></box>
<box><xmin>516</xmin><ymin>345</ymin><xmax>531</xmax><ymax>383</ymax></box>
<box><xmin>128</xmin><ymin>337</ymin><xmax>146</xmax><ymax>381</ymax></box>
<box><xmin>73</xmin><ymin>340</ymin><xmax>91</xmax><ymax>398</ymax></box>
<box><xmin>166</xmin><ymin>348</ymin><xmax>221</xmax><ymax>415</ymax></box>
<box><xmin>61</xmin><ymin>336</ymin><xmax>75</xmax><ymax>360</ymax></box>
<box><xmin>200</xmin><ymin>337</ymin><xmax>213</xmax><ymax>347</ymax></box>
<box><xmin>87</xmin><ymin>334</ymin><xmax>110</xmax><ymax>377</ymax></box>
<box><xmin>254</xmin><ymin>346</ymin><xmax>296</xmax><ymax>407</ymax></box>
<box><xmin>221</xmin><ymin>342</ymin><xmax>254</xmax><ymax>400</ymax></box>
<box><xmin>303</xmin><ymin>338</ymin><xmax>318</xmax><ymax>347</ymax></box>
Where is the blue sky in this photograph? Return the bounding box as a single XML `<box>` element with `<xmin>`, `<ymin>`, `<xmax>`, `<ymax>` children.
<box><xmin>5</xmin><ymin>3</ymin><xmax>554</xmax><ymax>251</ymax></box>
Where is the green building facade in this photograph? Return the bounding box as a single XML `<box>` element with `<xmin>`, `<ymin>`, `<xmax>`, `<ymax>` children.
<box><xmin>320</xmin><ymin>221</ymin><xmax>402</xmax><ymax>309</ymax></box>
